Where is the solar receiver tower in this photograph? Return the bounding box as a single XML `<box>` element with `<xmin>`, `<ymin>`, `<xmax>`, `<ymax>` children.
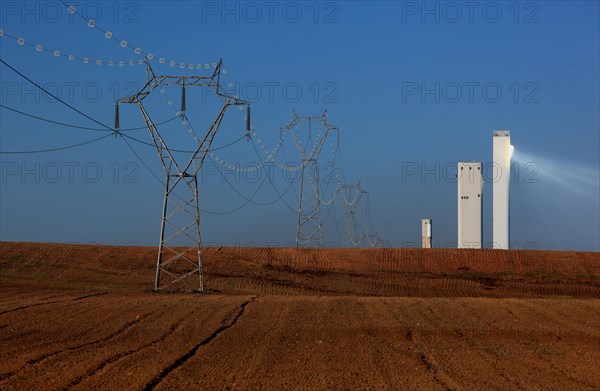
<box><xmin>457</xmin><ymin>162</ymin><xmax>483</xmax><ymax>248</ymax></box>
<box><xmin>422</xmin><ymin>219</ymin><xmax>432</xmax><ymax>248</ymax></box>
<box><xmin>493</xmin><ymin>131</ymin><xmax>511</xmax><ymax>249</ymax></box>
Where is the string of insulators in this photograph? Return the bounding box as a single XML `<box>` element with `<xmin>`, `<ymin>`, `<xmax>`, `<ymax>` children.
<box><xmin>181</xmin><ymin>83</ymin><xmax>186</xmax><ymax>113</ymax></box>
<box><xmin>114</xmin><ymin>102</ymin><xmax>120</xmax><ymax>129</ymax></box>
<box><xmin>246</xmin><ymin>105</ymin><xmax>251</xmax><ymax>131</ymax></box>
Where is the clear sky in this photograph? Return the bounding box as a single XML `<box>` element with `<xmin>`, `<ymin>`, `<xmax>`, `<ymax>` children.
<box><xmin>1</xmin><ymin>1</ymin><xmax>598</xmax><ymax>251</ymax></box>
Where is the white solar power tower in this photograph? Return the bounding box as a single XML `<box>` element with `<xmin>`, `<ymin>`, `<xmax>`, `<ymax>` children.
<box><xmin>493</xmin><ymin>130</ymin><xmax>512</xmax><ymax>249</ymax></box>
<box><xmin>458</xmin><ymin>162</ymin><xmax>483</xmax><ymax>249</ymax></box>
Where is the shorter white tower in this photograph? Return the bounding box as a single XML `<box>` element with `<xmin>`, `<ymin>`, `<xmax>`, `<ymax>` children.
<box><xmin>422</xmin><ymin>219</ymin><xmax>432</xmax><ymax>248</ymax></box>
<box><xmin>493</xmin><ymin>130</ymin><xmax>511</xmax><ymax>249</ymax></box>
<box><xmin>458</xmin><ymin>162</ymin><xmax>483</xmax><ymax>248</ymax></box>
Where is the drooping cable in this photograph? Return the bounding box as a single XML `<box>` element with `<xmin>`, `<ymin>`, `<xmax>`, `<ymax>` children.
<box><xmin>0</xmin><ymin>58</ymin><xmax>114</xmax><ymax>132</ymax></box>
<box><xmin>120</xmin><ymin>133</ymin><xmax>248</xmax><ymax>153</ymax></box>
<box><xmin>0</xmin><ymin>133</ymin><xmax>112</xmax><ymax>154</ymax></box>
<box><xmin>0</xmin><ymin>104</ymin><xmax>178</xmax><ymax>131</ymax></box>
<box><xmin>250</xmin><ymin>137</ymin><xmax>297</xmax><ymax>214</ymax></box>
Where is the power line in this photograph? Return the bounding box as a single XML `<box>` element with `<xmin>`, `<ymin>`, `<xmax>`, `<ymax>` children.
<box><xmin>202</xmin><ymin>167</ymin><xmax>270</xmax><ymax>215</ymax></box>
<box><xmin>0</xmin><ymin>28</ymin><xmax>142</xmax><ymax>68</ymax></box>
<box><xmin>146</xmin><ymin>80</ymin><xmax>295</xmax><ymax>210</ymax></box>
<box><xmin>0</xmin><ymin>102</ymin><xmax>251</xmax><ymax>153</ymax></box>
<box><xmin>120</xmin><ymin>133</ymin><xmax>248</xmax><ymax>153</ymax></box>
<box><xmin>250</xmin><ymin>137</ymin><xmax>297</xmax><ymax>214</ymax></box>
<box><xmin>207</xmin><ymin>154</ymin><xmax>294</xmax><ymax>208</ymax></box>
<box><xmin>0</xmin><ymin>104</ymin><xmax>178</xmax><ymax>131</ymax></box>
<box><xmin>280</xmin><ymin>138</ymin><xmax>300</xmax><ymax>205</ymax></box>
<box><xmin>57</xmin><ymin>0</ymin><xmax>212</xmax><ymax>70</ymax></box>
<box><xmin>0</xmin><ymin>133</ymin><xmax>112</xmax><ymax>154</ymax></box>
<box><xmin>207</xmin><ymin>149</ymin><xmax>295</xmax><ymax>208</ymax></box>
<box><xmin>121</xmin><ymin>131</ymin><xmax>277</xmax><ymax>216</ymax></box>
<box><xmin>0</xmin><ymin>57</ymin><xmax>376</xmax><ymax>239</ymax></box>
<box><xmin>0</xmin><ymin>58</ymin><xmax>115</xmax><ymax>132</ymax></box>
<box><xmin>0</xmin><ymin>58</ymin><xmax>284</xmax><ymax>218</ymax></box>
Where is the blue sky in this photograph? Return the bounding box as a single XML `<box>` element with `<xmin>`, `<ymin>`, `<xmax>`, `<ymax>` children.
<box><xmin>1</xmin><ymin>1</ymin><xmax>598</xmax><ymax>250</ymax></box>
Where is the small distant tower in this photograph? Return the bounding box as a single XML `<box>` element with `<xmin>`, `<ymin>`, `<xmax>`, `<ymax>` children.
<box><xmin>458</xmin><ymin>162</ymin><xmax>483</xmax><ymax>248</ymax></box>
<box><xmin>422</xmin><ymin>219</ymin><xmax>432</xmax><ymax>248</ymax></box>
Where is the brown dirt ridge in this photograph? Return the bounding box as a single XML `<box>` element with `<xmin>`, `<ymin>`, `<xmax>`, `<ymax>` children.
<box><xmin>1</xmin><ymin>242</ymin><xmax>599</xmax><ymax>390</ymax></box>
<box><xmin>1</xmin><ymin>242</ymin><xmax>599</xmax><ymax>297</ymax></box>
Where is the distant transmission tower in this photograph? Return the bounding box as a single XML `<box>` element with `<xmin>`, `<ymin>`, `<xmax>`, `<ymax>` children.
<box><xmin>336</xmin><ymin>182</ymin><xmax>385</xmax><ymax>248</ymax></box>
<box><xmin>282</xmin><ymin>111</ymin><xmax>337</xmax><ymax>248</ymax></box>
<box><xmin>116</xmin><ymin>60</ymin><xmax>249</xmax><ymax>291</ymax></box>
<box><xmin>338</xmin><ymin>183</ymin><xmax>365</xmax><ymax>247</ymax></box>
<box><xmin>359</xmin><ymin>190</ymin><xmax>384</xmax><ymax>248</ymax></box>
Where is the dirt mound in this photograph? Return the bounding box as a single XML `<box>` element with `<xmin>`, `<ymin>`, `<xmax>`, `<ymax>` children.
<box><xmin>1</xmin><ymin>242</ymin><xmax>599</xmax><ymax>297</ymax></box>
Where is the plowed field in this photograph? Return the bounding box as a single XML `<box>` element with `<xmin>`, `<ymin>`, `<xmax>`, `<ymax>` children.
<box><xmin>1</xmin><ymin>242</ymin><xmax>599</xmax><ymax>389</ymax></box>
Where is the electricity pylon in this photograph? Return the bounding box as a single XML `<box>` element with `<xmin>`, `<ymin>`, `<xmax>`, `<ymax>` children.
<box><xmin>338</xmin><ymin>183</ymin><xmax>365</xmax><ymax>247</ymax></box>
<box><xmin>281</xmin><ymin>111</ymin><xmax>337</xmax><ymax>248</ymax></box>
<box><xmin>116</xmin><ymin>59</ymin><xmax>249</xmax><ymax>291</ymax></box>
<box><xmin>336</xmin><ymin>183</ymin><xmax>385</xmax><ymax>248</ymax></box>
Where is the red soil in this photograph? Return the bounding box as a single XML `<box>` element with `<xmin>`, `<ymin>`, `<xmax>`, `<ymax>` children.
<box><xmin>1</xmin><ymin>242</ymin><xmax>599</xmax><ymax>389</ymax></box>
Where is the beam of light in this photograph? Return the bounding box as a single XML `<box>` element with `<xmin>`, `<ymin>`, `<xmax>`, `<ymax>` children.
<box><xmin>511</xmin><ymin>148</ymin><xmax>600</xmax><ymax>251</ymax></box>
<box><xmin>513</xmin><ymin>149</ymin><xmax>599</xmax><ymax>202</ymax></box>
<box><xmin>509</xmin><ymin>145</ymin><xmax>515</xmax><ymax>159</ymax></box>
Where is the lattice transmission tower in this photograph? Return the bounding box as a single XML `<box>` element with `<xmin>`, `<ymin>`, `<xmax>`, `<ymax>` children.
<box><xmin>281</xmin><ymin>111</ymin><xmax>338</xmax><ymax>248</ymax></box>
<box><xmin>116</xmin><ymin>60</ymin><xmax>249</xmax><ymax>291</ymax></box>
<box><xmin>336</xmin><ymin>182</ymin><xmax>385</xmax><ymax>248</ymax></box>
<box><xmin>338</xmin><ymin>183</ymin><xmax>366</xmax><ymax>247</ymax></box>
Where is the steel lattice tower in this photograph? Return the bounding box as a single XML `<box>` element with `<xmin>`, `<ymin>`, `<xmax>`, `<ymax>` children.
<box><xmin>116</xmin><ymin>60</ymin><xmax>249</xmax><ymax>291</ymax></box>
<box><xmin>282</xmin><ymin>111</ymin><xmax>337</xmax><ymax>248</ymax></box>
<box><xmin>336</xmin><ymin>183</ymin><xmax>384</xmax><ymax>248</ymax></box>
<box><xmin>338</xmin><ymin>183</ymin><xmax>365</xmax><ymax>247</ymax></box>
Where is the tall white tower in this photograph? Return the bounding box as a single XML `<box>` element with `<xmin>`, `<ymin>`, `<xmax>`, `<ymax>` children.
<box><xmin>458</xmin><ymin>162</ymin><xmax>483</xmax><ymax>248</ymax></box>
<box><xmin>493</xmin><ymin>130</ymin><xmax>511</xmax><ymax>249</ymax></box>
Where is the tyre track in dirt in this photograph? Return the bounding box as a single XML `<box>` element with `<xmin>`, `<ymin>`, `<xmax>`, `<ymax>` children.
<box><xmin>162</xmin><ymin>296</ymin><xmax>452</xmax><ymax>390</ymax></box>
<box><xmin>355</xmin><ymin>299</ymin><xmax>425</xmax><ymax>389</ymax></box>
<box><xmin>0</xmin><ymin>291</ymin><xmax>107</xmax><ymax>316</ymax></box>
<box><xmin>0</xmin><ymin>291</ymin><xmax>64</xmax><ymax>307</ymax></box>
<box><xmin>0</xmin><ymin>295</ymin><xmax>138</xmax><ymax>348</ymax></box>
<box><xmin>66</xmin><ymin>309</ymin><xmax>194</xmax><ymax>389</ymax></box>
<box><xmin>496</xmin><ymin>300</ymin><xmax>598</xmax><ymax>390</ymax></box>
<box><xmin>382</xmin><ymin>299</ymin><xmax>459</xmax><ymax>390</ymax></box>
<box><xmin>386</xmin><ymin>298</ymin><xmax>504</xmax><ymax>389</ymax></box>
<box><xmin>17</xmin><ymin>296</ymin><xmax>240</xmax><ymax>390</ymax></box>
<box><xmin>499</xmin><ymin>300</ymin><xmax>600</xmax><ymax>389</ymax></box>
<box><xmin>425</xmin><ymin>299</ymin><xmax>529</xmax><ymax>390</ymax></box>
<box><xmin>419</xmin><ymin>300</ymin><xmax>496</xmax><ymax>390</ymax></box>
<box><xmin>28</xmin><ymin>307</ymin><xmax>160</xmax><ymax>364</ymax></box>
<box><xmin>0</xmin><ymin>306</ymin><xmax>161</xmax><ymax>385</ymax></box>
<box><xmin>0</xmin><ymin>299</ymin><xmax>106</xmax><ymax>347</ymax></box>
<box><xmin>415</xmin><ymin>350</ymin><xmax>454</xmax><ymax>391</ymax></box>
<box><xmin>142</xmin><ymin>297</ymin><xmax>256</xmax><ymax>391</ymax></box>
<box><xmin>384</xmin><ymin>298</ymin><xmax>600</xmax><ymax>390</ymax></box>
